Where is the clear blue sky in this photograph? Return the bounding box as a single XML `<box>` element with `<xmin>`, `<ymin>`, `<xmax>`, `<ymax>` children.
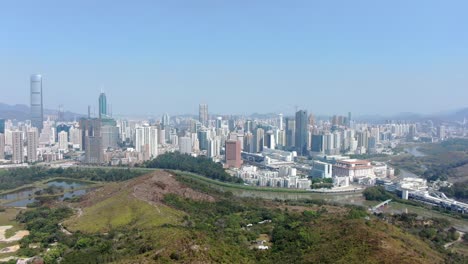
<box><xmin>1</xmin><ymin>0</ymin><xmax>468</xmax><ymax>117</ymax></box>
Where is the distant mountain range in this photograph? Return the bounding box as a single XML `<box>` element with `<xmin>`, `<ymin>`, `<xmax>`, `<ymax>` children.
<box><xmin>0</xmin><ymin>103</ymin><xmax>84</xmax><ymax>121</ymax></box>
<box><xmin>358</xmin><ymin>108</ymin><xmax>468</xmax><ymax>123</ymax></box>
<box><xmin>1</xmin><ymin>102</ymin><xmax>467</xmax><ymax>123</ymax></box>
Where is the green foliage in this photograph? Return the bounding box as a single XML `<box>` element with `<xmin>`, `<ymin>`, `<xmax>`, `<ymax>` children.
<box><xmin>16</xmin><ymin>207</ymin><xmax>74</xmax><ymax>247</ymax></box>
<box><xmin>347</xmin><ymin>207</ymin><xmax>368</xmax><ymax>219</ymax></box>
<box><xmin>440</xmin><ymin>182</ymin><xmax>468</xmax><ymax>200</ymax></box>
<box><xmin>363</xmin><ymin>186</ymin><xmax>393</xmax><ymax>201</ymax></box>
<box><xmin>310</xmin><ymin>177</ymin><xmax>333</xmax><ymax>189</ymax></box>
<box><xmin>145</xmin><ymin>152</ymin><xmax>242</xmax><ymax>183</ymax></box>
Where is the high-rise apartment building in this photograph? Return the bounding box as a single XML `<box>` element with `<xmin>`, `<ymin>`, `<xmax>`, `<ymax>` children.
<box><xmin>30</xmin><ymin>74</ymin><xmax>43</xmax><ymax>131</ymax></box>
<box><xmin>253</xmin><ymin>128</ymin><xmax>264</xmax><ymax>153</ymax></box>
<box><xmin>199</xmin><ymin>104</ymin><xmax>208</xmax><ymax>127</ymax></box>
<box><xmin>135</xmin><ymin>126</ymin><xmax>158</xmax><ymax>160</ymax></box>
<box><xmin>179</xmin><ymin>136</ymin><xmax>192</xmax><ymax>154</ymax></box>
<box><xmin>12</xmin><ymin>131</ymin><xmax>23</xmax><ymax>163</ymax></box>
<box><xmin>295</xmin><ymin>110</ymin><xmax>308</xmax><ymax>156</ymax></box>
<box><xmin>0</xmin><ymin>133</ymin><xmax>5</xmax><ymax>160</ymax></box>
<box><xmin>58</xmin><ymin>131</ymin><xmax>68</xmax><ymax>150</ymax></box>
<box><xmin>26</xmin><ymin>128</ymin><xmax>38</xmax><ymax>163</ymax></box>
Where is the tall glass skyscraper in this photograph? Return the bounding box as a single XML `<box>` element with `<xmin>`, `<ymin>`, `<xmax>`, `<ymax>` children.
<box><xmin>295</xmin><ymin>110</ymin><xmax>308</xmax><ymax>156</ymax></box>
<box><xmin>99</xmin><ymin>92</ymin><xmax>107</xmax><ymax>118</ymax></box>
<box><xmin>30</xmin><ymin>74</ymin><xmax>43</xmax><ymax>130</ymax></box>
<box><xmin>199</xmin><ymin>104</ymin><xmax>208</xmax><ymax>127</ymax></box>
<box><xmin>0</xmin><ymin>119</ymin><xmax>5</xmax><ymax>134</ymax></box>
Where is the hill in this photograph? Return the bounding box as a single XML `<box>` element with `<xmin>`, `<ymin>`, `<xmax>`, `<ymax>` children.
<box><xmin>49</xmin><ymin>170</ymin><xmax>460</xmax><ymax>263</ymax></box>
<box><xmin>0</xmin><ymin>102</ymin><xmax>84</xmax><ymax>121</ymax></box>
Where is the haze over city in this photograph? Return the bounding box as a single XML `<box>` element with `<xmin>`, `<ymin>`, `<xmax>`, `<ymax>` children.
<box><xmin>2</xmin><ymin>0</ymin><xmax>468</xmax><ymax>116</ymax></box>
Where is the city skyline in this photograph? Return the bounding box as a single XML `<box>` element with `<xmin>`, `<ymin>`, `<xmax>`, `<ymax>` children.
<box><xmin>1</xmin><ymin>1</ymin><xmax>468</xmax><ymax>116</ymax></box>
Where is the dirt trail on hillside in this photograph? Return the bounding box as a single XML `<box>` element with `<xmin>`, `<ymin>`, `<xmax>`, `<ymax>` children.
<box><xmin>79</xmin><ymin>170</ymin><xmax>214</xmax><ymax>208</ymax></box>
<box><xmin>132</xmin><ymin>170</ymin><xmax>215</xmax><ymax>203</ymax></box>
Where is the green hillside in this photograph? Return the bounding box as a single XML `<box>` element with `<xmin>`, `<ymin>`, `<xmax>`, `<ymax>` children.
<box><xmin>12</xmin><ymin>170</ymin><xmax>467</xmax><ymax>263</ymax></box>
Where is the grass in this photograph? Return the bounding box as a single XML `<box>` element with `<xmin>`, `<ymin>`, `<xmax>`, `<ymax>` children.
<box><xmin>64</xmin><ymin>190</ymin><xmax>184</xmax><ymax>233</ymax></box>
<box><xmin>0</xmin><ymin>208</ymin><xmax>22</xmax><ymax>227</ymax></box>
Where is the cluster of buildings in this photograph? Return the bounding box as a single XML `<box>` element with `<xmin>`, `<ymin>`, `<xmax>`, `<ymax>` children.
<box><xmin>0</xmin><ymin>73</ymin><xmax>464</xmax><ymax>195</ymax></box>
<box><xmin>379</xmin><ymin>178</ymin><xmax>468</xmax><ymax>214</ymax></box>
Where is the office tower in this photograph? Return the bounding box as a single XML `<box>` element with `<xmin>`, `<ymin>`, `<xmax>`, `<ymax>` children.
<box><xmin>197</xmin><ymin>130</ymin><xmax>208</xmax><ymax>150</ymax></box>
<box><xmin>323</xmin><ymin>132</ymin><xmax>334</xmax><ymax>155</ymax></box>
<box><xmin>357</xmin><ymin>130</ymin><xmax>369</xmax><ymax>150</ymax></box>
<box><xmin>216</xmin><ymin>117</ymin><xmax>222</xmax><ymax>129</ymax></box>
<box><xmin>80</xmin><ymin>118</ymin><xmax>103</xmax><ymax>163</ymax></box>
<box><xmin>243</xmin><ymin>132</ymin><xmax>254</xmax><ymax>153</ymax></box>
<box><xmin>101</xmin><ymin>125</ymin><xmax>119</xmax><ymax>149</ymax></box>
<box><xmin>85</xmin><ymin>136</ymin><xmax>103</xmax><ymax>164</ymax></box>
<box><xmin>225</xmin><ymin>140</ymin><xmax>242</xmax><ymax>168</ymax></box>
<box><xmin>295</xmin><ymin>110</ymin><xmax>308</xmax><ymax>156</ymax></box>
<box><xmin>348</xmin><ymin>112</ymin><xmax>352</xmax><ymax>127</ymax></box>
<box><xmin>253</xmin><ymin>128</ymin><xmax>264</xmax><ymax>153</ymax></box>
<box><xmin>12</xmin><ymin>131</ymin><xmax>24</xmax><ymax>163</ymax></box>
<box><xmin>244</xmin><ymin>120</ymin><xmax>253</xmax><ymax>133</ymax></box>
<box><xmin>99</xmin><ymin>92</ymin><xmax>107</xmax><ymax>119</ymax></box>
<box><xmin>276</xmin><ymin>129</ymin><xmax>286</xmax><ymax>148</ymax></box>
<box><xmin>265</xmin><ymin>130</ymin><xmax>276</xmax><ymax>149</ymax></box>
<box><xmin>228</xmin><ymin>119</ymin><xmax>236</xmax><ymax>132</ymax></box>
<box><xmin>58</xmin><ymin>131</ymin><xmax>68</xmax><ymax>150</ymax></box>
<box><xmin>26</xmin><ymin>129</ymin><xmax>38</xmax><ymax>163</ymax></box>
<box><xmin>278</xmin><ymin>114</ymin><xmax>283</xmax><ymax>130</ymax></box>
<box><xmin>0</xmin><ymin>119</ymin><xmax>4</xmax><ymax>134</ymax></box>
<box><xmin>285</xmin><ymin>117</ymin><xmax>295</xmax><ymax>148</ymax></box>
<box><xmin>199</xmin><ymin>104</ymin><xmax>208</xmax><ymax>126</ymax></box>
<box><xmin>161</xmin><ymin>113</ymin><xmax>170</xmax><ymax>129</ymax></box>
<box><xmin>311</xmin><ymin>134</ymin><xmax>324</xmax><ymax>153</ymax></box>
<box><xmin>179</xmin><ymin>136</ymin><xmax>192</xmax><ymax>154</ymax></box>
<box><xmin>0</xmin><ymin>133</ymin><xmax>4</xmax><ymax>160</ymax></box>
<box><xmin>30</xmin><ymin>74</ymin><xmax>44</xmax><ymax>131</ymax></box>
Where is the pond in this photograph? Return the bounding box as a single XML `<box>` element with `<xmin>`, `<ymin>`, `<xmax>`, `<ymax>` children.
<box><xmin>1</xmin><ymin>180</ymin><xmax>95</xmax><ymax>207</ymax></box>
<box><xmin>0</xmin><ymin>187</ymin><xmax>38</xmax><ymax>201</ymax></box>
<box><xmin>46</xmin><ymin>180</ymin><xmax>90</xmax><ymax>189</ymax></box>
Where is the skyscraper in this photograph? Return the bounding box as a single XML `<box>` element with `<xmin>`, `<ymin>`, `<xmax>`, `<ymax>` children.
<box><xmin>179</xmin><ymin>136</ymin><xmax>192</xmax><ymax>154</ymax></box>
<box><xmin>285</xmin><ymin>117</ymin><xmax>295</xmax><ymax>148</ymax></box>
<box><xmin>30</xmin><ymin>74</ymin><xmax>43</xmax><ymax>131</ymax></box>
<box><xmin>99</xmin><ymin>92</ymin><xmax>107</xmax><ymax>119</ymax></box>
<box><xmin>58</xmin><ymin>131</ymin><xmax>69</xmax><ymax>151</ymax></box>
<box><xmin>295</xmin><ymin>110</ymin><xmax>308</xmax><ymax>156</ymax></box>
<box><xmin>26</xmin><ymin>128</ymin><xmax>38</xmax><ymax>163</ymax></box>
<box><xmin>0</xmin><ymin>133</ymin><xmax>5</xmax><ymax>160</ymax></box>
<box><xmin>161</xmin><ymin>113</ymin><xmax>170</xmax><ymax>129</ymax></box>
<box><xmin>0</xmin><ymin>119</ymin><xmax>5</xmax><ymax>134</ymax></box>
<box><xmin>12</xmin><ymin>131</ymin><xmax>23</xmax><ymax>164</ymax></box>
<box><xmin>225</xmin><ymin>140</ymin><xmax>242</xmax><ymax>168</ymax></box>
<box><xmin>80</xmin><ymin>118</ymin><xmax>103</xmax><ymax>163</ymax></box>
<box><xmin>135</xmin><ymin>126</ymin><xmax>158</xmax><ymax>160</ymax></box>
<box><xmin>199</xmin><ymin>104</ymin><xmax>208</xmax><ymax>127</ymax></box>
